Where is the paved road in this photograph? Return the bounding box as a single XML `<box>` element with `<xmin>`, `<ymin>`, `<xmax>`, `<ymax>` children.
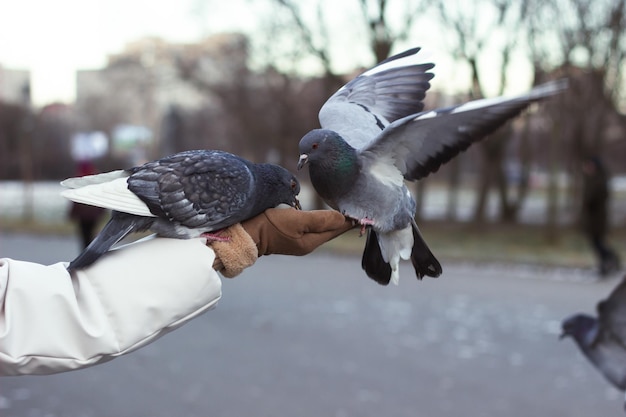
<box><xmin>1</xmin><ymin>232</ymin><xmax>625</xmax><ymax>416</ymax></box>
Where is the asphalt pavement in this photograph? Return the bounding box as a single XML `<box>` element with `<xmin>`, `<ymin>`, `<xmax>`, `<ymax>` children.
<box><xmin>1</xmin><ymin>232</ymin><xmax>625</xmax><ymax>417</ymax></box>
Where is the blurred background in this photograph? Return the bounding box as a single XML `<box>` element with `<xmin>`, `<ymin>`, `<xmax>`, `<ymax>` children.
<box><xmin>1</xmin><ymin>0</ymin><xmax>626</xmax><ymax>416</ymax></box>
<box><xmin>0</xmin><ymin>0</ymin><xmax>625</xmax><ymax>242</ymax></box>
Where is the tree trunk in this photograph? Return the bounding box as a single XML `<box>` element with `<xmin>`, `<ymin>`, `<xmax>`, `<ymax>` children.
<box><xmin>545</xmin><ymin>119</ymin><xmax>563</xmax><ymax>244</ymax></box>
<box><xmin>445</xmin><ymin>158</ymin><xmax>460</xmax><ymax>221</ymax></box>
<box><xmin>472</xmin><ymin>138</ymin><xmax>504</xmax><ymax>224</ymax></box>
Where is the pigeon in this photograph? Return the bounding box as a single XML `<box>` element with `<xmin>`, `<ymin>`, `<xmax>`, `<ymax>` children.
<box><xmin>297</xmin><ymin>47</ymin><xmax>567</xmax><ymax>285</ymax></box>
<box><xmin>561</xmin><ymin>275</ymin><xmax>626</xmax><ymax>405</ymax></box>
<box><xmin>61</xmin><ymin>149</ymin><xmax>301</xmax><ymax>271</ymax></box>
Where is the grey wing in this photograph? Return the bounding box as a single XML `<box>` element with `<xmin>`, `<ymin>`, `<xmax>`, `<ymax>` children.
<box><xmin>598</xmin><ymin>276</ymin><xmax>626</xmax><ymax>347</ymax></box>
<box><xmin>127</xmin><ymin>150</ymin><xmax>253</xmax><ymax>230</ymax></box>
<box><xmin>361</xmin><ymin>79</ymin><xmax>568</xmax><ymax>181</ymax></box>
<box><xmin>585</xmin><ymin>331</ymin><xmax>626</xmax><ymax>390</ymax></box>
<box><xmin>319</xmin><ymin>47</ymin><xmax>434</xmax><ymax>149</ymax></box>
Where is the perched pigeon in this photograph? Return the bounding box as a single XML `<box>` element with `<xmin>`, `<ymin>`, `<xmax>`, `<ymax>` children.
<box><xmin>297</xmin><ymin>47</ymin><xmax>567</xmax><ymax>285</ymax></box>
<box><xmin>561</xmin><ymin>276</ymin><xmax>626</xmax><ymax>404</ymax></box>
<box><xmin>62</xmin><ymin>150</ymin><xmax>301</xmax><ymax>271</ymax></box>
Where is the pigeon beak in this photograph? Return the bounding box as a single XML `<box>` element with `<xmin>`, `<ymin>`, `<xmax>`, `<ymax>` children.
<box><xmin>297</xmin><ymin>154</ymin><xmax>308</xmax><ymax>170</ymax></box>
<box><xmin>293</xmin><ymin>197</ymin><xmax>302</xmax><ymax>210</ymax></box>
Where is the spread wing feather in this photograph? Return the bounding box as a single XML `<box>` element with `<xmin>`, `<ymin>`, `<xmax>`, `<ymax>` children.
<box><xmin>319</xmin><ymin>48</ymin><xmax>434</xmax><ymax>149</ymax></box>
<box><xmin>361</xmin><ymin>79</ymin><xmax>568</xmax><ymax>181</ymax></box>
<box><xmin>597</xmin><ymin>276</ymin><xmax>626</xmax><ymax>347</ymax></box>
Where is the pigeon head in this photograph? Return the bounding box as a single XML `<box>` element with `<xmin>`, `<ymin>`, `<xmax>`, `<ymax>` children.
<box><xmin>297</xmin><ymin>129</ymin><xmax>358</xmax><ymax>171</ymax></box>
<box><xmin>297</xmin><ymin>129</ymin><xmax>360</xmax><ymax>203</ymax></box>
<box><xmin>560</xmin><ymin>314</ymin><xmax>598</xmax><ymax>344</ymax></box>
<box><xmin>256</xmin><ymin>163</ymin><xmax>301</xmax><ymax>210</ymax></box>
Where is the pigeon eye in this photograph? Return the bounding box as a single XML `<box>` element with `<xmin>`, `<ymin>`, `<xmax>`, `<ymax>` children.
<box><xmin>290</xmin><ymin>179</ymin><xmax>297</xmax><ymax>190</ymax></box>
<box><xmin>312</xmin><ymin>143</ymin><xmax>319</xmax><ymax>150</ymax></box>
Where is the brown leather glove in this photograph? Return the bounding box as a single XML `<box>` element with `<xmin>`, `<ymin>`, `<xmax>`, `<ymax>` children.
<box><xmin>209</xmin><ymin>208</ymin><xmax>354</xmax><ymax>277</ymax></box>
<box><xmin>243</xmin><ymin>208</ymin><xmax>354</xmax><ymax>256</ymax></box>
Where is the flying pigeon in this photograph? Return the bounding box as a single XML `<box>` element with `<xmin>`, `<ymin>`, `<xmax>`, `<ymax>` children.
<box><xmin>561</xmin><ymin>275</ymin><xmax>626</xmax><ymax>407</ymax></box>
<box><xmin>297</xmin><ymin>47</ymin><xmax>567</xmax><ymax>285</ymax></box>
<box><xmin>61</xmin><ymin>149</ymin><xmax>301</xmax><ymax>271</ymax></box>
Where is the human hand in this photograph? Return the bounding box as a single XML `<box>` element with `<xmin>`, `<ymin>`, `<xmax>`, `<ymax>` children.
<box><xmin>209</xmin><ymin>208</ymin><xmax>354</xmax><ymax>277</ymax></box>
<box><xmin>243</xmin><ymin>208</ymin><xmax>354</xmax><ymax>256</ymax></box>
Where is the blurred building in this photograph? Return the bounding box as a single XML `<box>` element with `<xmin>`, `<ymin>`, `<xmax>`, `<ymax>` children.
<box><xmin>75</xmin><ymin>33</ymin><xmax>249</xmax><ymax>159</ymax></box>
<box><xmin>0</xmin><ymin>65</ymin><xmax>31</xmax><ymax>106</ymax></box>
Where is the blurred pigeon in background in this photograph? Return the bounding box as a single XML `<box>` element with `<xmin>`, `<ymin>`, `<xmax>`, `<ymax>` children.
<box><xmin>561</xmin><ymin>275</ymin><xmax>626</xmax><ymax>409</ymax></box>
<box><xmin>62</xmin><ymin>149</ymin><xmax>301</xmax><ymax>271</ymax></box>
<box><xmin>297</xmin><ymin>47</ymin><xmax>567</xmax><ymax>285</ymax></box>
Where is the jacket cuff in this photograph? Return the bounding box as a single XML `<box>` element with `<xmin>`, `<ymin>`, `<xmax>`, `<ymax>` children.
<box><xmin>209</xmin><ymin>224</ymin><xmax>258</xmax><ymax>278</ymax></box>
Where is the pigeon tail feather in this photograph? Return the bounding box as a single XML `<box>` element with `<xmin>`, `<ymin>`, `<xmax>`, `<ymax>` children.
<box><xmin>67</xmin><ymin>212</ymin><xmax>153</xmax><ymax>271</ymax></box>
<box><xmin>376</xmin><ymin>226</ymin><xmax>414</xmax><ymax>285</ymax></box>
<box><xmin>61</xmin><ymin>170</ymin><xmax>127</xmax><ymax>189</ymax></box>
<box><xmin>410</xmin><ymin>219</ymin><xmax>442</xmax><ymax>279</ymax></box>
<box><xmin>360</xmin><ymin>221</ymin><xmax>442</xmax><ymax>285</ymax></box>
<box><xmin>61</xmin><ymin>178</ymin><xmax>155</xmax><ymax>217</ymax></box>
<box><xmin>361</xmin><ymin>229</ymin><xmax>392</xmax><ymax>286</ymax></box>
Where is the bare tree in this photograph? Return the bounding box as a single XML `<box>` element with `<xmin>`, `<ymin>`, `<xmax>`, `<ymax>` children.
<box><xmin>551</xmin><ymin>0</ymin><xmax>625</xmax><ymax>153</ymax></box>
<box><xmin>176</xmin><ymin>34</ymin><xmax>325</xmax><ymax>171</ymax></box>
<box><xmin>357</xmin><ymin>0</ymin><xmax>426</xmax><ymax>62</ymax></box>
<box><xmin>269</xmin><ymin>0</ymin><xmax>428</xmax><ymax>84</ymax></box>
<box><xmin>186</xmin><ymin>0</ymin><xmax>625</xmax><ymax>226</ymax></box>
<box><xmin>528</xmin><ymin>0</ymin><xmax>626</xmax><ymax>237</ymax></box>
<box><xmin>434</xmin><ymin>0</ymin><xmax>534</xmax><ymax>224</ymax></box>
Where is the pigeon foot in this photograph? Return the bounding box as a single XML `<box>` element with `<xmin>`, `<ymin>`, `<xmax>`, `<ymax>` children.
<box><xmin>358</xmin><ymin>218</ymin><xmax>374</xmax><ymax>237</ymax></box>
<box><xmin>201</xmin><ymin>231</ymin><xmax>231</xmax><ymax>242</ymax></box>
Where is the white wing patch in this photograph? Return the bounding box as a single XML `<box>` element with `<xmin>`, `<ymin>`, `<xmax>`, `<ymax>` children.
<box><xmin>360</xmin><ymin>50</ymin><xmax>428</xmax><ymax>77</ymax></box>
<box><xmin>450</xmin><ymin>80</ymin><xmax>567</xmax><ymax>115</ymax></box>
<box><xmin>61</xmin><ymin>177</ymin><xmax>156</xmax><ymax>217</ymax></box>
<box><xmin>414</xmin><ymin>110</ymin><xmax>438</xmax><ymax>120</ymax></box>
<box><xmin>368</xmin><ymin>157</ymin><xmax>404</xmax><ymax>188</ymax></box>
<box><xmin>451</xmin><ymin>94</ymin><xmax>521</xmax><ymax>114</ymax></box>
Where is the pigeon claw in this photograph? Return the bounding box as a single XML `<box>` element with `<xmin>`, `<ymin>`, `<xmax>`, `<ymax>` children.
<box><xmin>358</xmin><ymin>217</ymin><xmax>375</xmax><ymax>237</ymax></box>
<box><xmin>201</xmin><ymin>231</ymin><xmax>231</xmax><ymax>243</ymax></box>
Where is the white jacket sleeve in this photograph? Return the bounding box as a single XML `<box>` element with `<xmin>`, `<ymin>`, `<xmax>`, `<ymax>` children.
<box><xmin>0</xmin><ymin>237</ymin><xmax>222</xmax><ymax>376</ymax></box>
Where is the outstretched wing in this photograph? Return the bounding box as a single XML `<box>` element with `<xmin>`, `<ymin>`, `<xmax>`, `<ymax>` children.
<box><xmin>319</xmin><ymin>47</ymin><xmax>434</xmax><ymax>149</ymax></box>
<box><xmin>598</xmin><ymin>276</ymin><xmax>626</xmax><ymax>348</ymax></box>
<box><xmin>584</xmin><ymin>330</ymin><xmax>626</xmax><ymax>390</ymax></box>
<box><xmin>127</xmin><ymin>150</ymin><xmax>254</xmax><ymax>229</ymax></box>
<box><xmin>361</xmin><ymin>80</ymin><xmax>568</xmax><ymax>181</ymax></box>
